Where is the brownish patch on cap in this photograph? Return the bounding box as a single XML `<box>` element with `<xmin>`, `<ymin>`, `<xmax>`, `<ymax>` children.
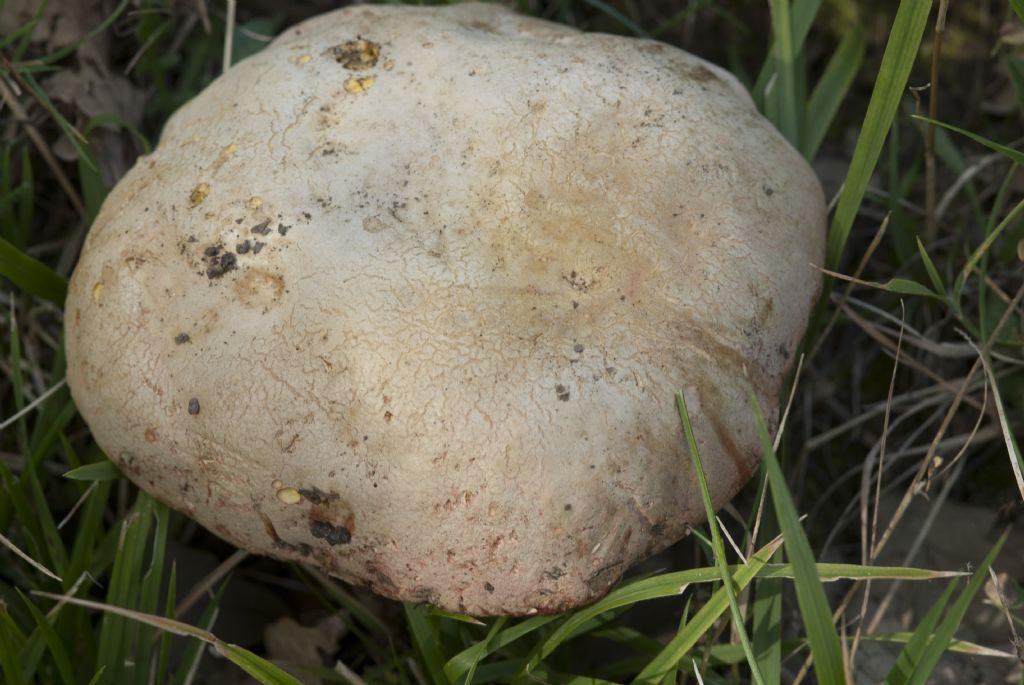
<box><xmin>233</xmin><ymin>268</ymin><xmax>285</xmax><ymax>308</ymax></box>
<box><xmin>705</xmin><ymin>410</ymin><xmax>756</xmax><ymax>484</ymax></box>
<box><xmin>259</xmin><ymin>511</ymin><xmax>282</xmax><ymax>543</ymax></box>
<box><xmin>306</xmin><ymin>489</ymin><xmax>355</xmax><ymax>545</ymax></box>
<box><xmin>330</xmin><ymin>39</ymin><xmax>381</xmax><ymax>69</ymax></box>
<box><xmin>686</xmin><ymin>64</ymin><xmax>720</xmax><ymax>83</ymax></box>
<box><xmin>144</xmin><ymin>427</ymin><xmax>158</xmax><ymax>443</ymax></box>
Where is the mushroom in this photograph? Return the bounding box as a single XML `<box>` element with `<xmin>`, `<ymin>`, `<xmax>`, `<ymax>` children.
<box><xmin>65</xmin><ymin>3</ymin><xmax>825</xmax><ymax>615</ymax></box>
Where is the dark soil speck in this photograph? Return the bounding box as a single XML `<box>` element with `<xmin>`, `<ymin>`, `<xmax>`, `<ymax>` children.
<box><xmin>206</xmin><ymin>252</ymin><xmax>237</xmax><ymax>279</ymax></box>
<box><xmin>310</xmin><ymin>519</ymin><xmax>351</xmax><ymax>545</ymax></box>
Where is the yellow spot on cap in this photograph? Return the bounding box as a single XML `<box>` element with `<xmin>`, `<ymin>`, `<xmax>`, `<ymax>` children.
<box><xmin>330</xmin><ymin>39</ymin><xmax>380</xmax><ymax>70</ymax></box>
<box><xmin>247</xmin><ymin>196</ymin><xmax>264</xmax><ymax>209</ymax></box>
<box><xmin>290</xmin><ymin>53</ymin><xmax>312</xmax><ymax>64</ymax></box>
<box><xmin>344</xmin><ymin>76</ymin><xmax>375</xmax><ymax>94</ymax></box>
<box><xmin>189</xmin><ymin>182</ymin><xmax>210</xmax><ymax>207</ymax></box>
<box><xmin>223</xmin><ymin>143</ymin><xmax>237</xmax><ymax>156</ymax></box>
<box><xmin>276</xmin><ymin>487</ymin><xmax>302</xmax><ymax>504</ymax></box>
<box><xmin>91</xmin><ymin>282</ymin><xmax>104</xmax><ymax>303</ymax></box>
<box><xmin>271</xmin><ymin>479</ymin><xmax>283</xmax><ymax>489</ymax></box>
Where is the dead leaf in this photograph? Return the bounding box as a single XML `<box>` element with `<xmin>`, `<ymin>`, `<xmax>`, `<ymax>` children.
<box><xmin>264</xmin><ymin>614</ymin><xmax>348</xmax><ymax>685</ymax></box>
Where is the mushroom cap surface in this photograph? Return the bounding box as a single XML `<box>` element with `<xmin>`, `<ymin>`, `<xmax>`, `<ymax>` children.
<box><xmin>65</xmin><ymin>3</ymin><xmax>825</xmax><ymax>615</ymax></box>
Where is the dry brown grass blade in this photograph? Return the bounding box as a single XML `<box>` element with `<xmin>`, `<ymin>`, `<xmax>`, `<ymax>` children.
<box><xmin>841</xmin><ymin>302</ymin><xmax>987</xmax><ymax>413</ymax></box>
<box><xmin>0</xmin><ymin>529</ymin><xmax>62</xmax><ymax>582</ymax></box>
<box><xmin>223</xmin><ymin>0</ymin><xmax>236</xmax><ymax>73</ymax></box>
<box><xmin>966</xmin><ymin>336</ymin><xmax>1024</xmax><ymax>502</ymax></box>
<box><xmin>849</xmin><ymin>301</ymin><xmax>905</xmax><ymax>671</ymax></box>
<box><xmin>173</xmin><ymin>548</ymin><xmax>248</xmax><ymax>620</ymax></box>
<box><xmin>0</xmin><ymin>73</ymin><xmax>87</xmax><ymax>218</ymax></box>
<box><xmin>924</xmin><ymin>0</ymin><xmax>949</xmax><ymax>242</ymax></box>
<box><xmin>795</xmin><ymin>276</ymin><xmax>1022</xmax><ymax>685</ymax></box>
<box><xmin>865</xmin><ymin>455</ymin><xmax>967</xmax><ymax>634</ymax></box>
<box><xmin>808</xmin><ymin>214</ymin><xmax>890</xmax><ymax>362</ymax></box>
<box><xmin>870</xmin><ymin>280</ymin><xmax>1024</xmax><ymax>562</ymax></box>
<box><xmin>0</xmin><ymin>378</ymin><xmax>67</xmax><ymax>430</ymax></box>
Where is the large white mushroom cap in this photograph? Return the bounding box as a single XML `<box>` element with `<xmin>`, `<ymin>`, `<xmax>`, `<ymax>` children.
<box><xmin>65</xmin><ymin>3</ymin><xmax>825</xmax><ymax>615</ymax></box>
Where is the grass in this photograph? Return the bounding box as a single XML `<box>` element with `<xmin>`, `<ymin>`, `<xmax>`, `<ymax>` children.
<box><xmin>2</xmin><ymin>0</ymin><xmax>1023</xmax><ymax>683</ymax></box>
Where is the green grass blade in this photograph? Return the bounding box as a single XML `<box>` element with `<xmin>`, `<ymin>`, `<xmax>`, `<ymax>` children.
<box><xmin>429</xmin><ymin>608</ymin><xmax>485</xmax><ymax>626</ymax></box>
<box><xmin>676</xmin><ymin>391</ymin><xmax>765</xmax><ymax>685</ymax></box>
<box><xmin>631</xmin><ymin>537</ymin><xmax>783</xmax><ymax>684</ymax></box>
<box><xmin>35</xmin><ymin>0</ymin><xmax>131</xmax><ymax>66</ymax></box>
<box><xmin>22</xmin><ymin>464</ymin><xmax>68</xmax><ymax>579</ymax></box>
<box><xmin>752</xmin><ymin>492</ymin><xmax>782</xmax><ymax>685</ymax></box>
<box><xmin>767</xmin><ymin>0</ymin><xmax>800</xmax><ymax>145</ymax></box>
<box><xmin>95</xmin><ymin>494</ymin><xmax>155</xmax><ymax>685</ymax></box>
<box><xmin>156</xmin><ymin>563</ymin><xmax>177</xmax><ymax>685</ymax></box>
<box><xmin>1009</xmin><ymin>0</ymin><xmax>1024</xmax><ymax>25</ymax></box>
<box><xmin>0</xmin><ymin>147</ymin><xmax>35</xmax><ymax>250</ymax></box>
<box><xmin>7</xmin><ymin>309</ymin><xmax>28</xmax><ymax>458</ymax></box>
<box><xmin>819</xmin><ymin>266</ymin><xmax>941</xmax><ymax>299</ymax></box>
<box><xmin>904</xmin><ymin>531</ymin><xmax>1008</xmax><ymax>685</ymax></box>
<box><xmin>752</xmin><ymin>580</ymin><xmax>782</xmax><ymax>683</ymax></box>
<box><xmin>579</xmin><ymin>0</ymin><xmax>651</xmax><ymax>38</ymax></box>
<box><xmin>915</xmin><ymin>236</ymin><xmax>946</xmax><ymax>294</ymax></box>
<box><xmin>170</xmin><ymin>583</ymin><xmax>225</xmax><ymax>685</ymax></box>
<box><xmin>457</xmin><ymin>616</ymin><xmax>506</xmax><ymax>685</ymax></box>
<box><xmin>953</xmin><ymin>194</ymin><xmax>1024</xmax><ymax>305</ymax></box>
<box><xmin>444</xmin><ymin>615</ymin><xmax>557</xmax><ymax>681</ymax></box>
<box><xmin>588</xmin><ymin>625</ymin><xmax>663</xmax><ymax>655</ymax></box>
<box><xmin>0</xmin><ymin>601</ymin><xmax>28</xmax><ymax>685</ymax></box>
<box><xmin>866</xmin><ymin>632</ymin><xmax>1013</xmax><ymax>658</ymax></box>
<box><xmin>0</xmin><ymin>464</ymin><xmax>52</xmax><ymax>577</ymax></box>
<box><xmin>405</xmin><ymin>603</ymin><xmax>450</xmax><ymax>684</ymax></box>
<box><xmin>0</xmin><ymin>236</ymin><xmax>67</xmax><ymax>304</ymax></box>
<box><xmin>749</xmin><ymin>389</ymin><xmax>844</xmax><ymax>684</ymax></box>
<box><xmin>300</xmin><ymin>568</ymin><xmax>391</xmax><ymax>639</ymax></box>
<box><xmin>758</xmin><ymin>564</ymin><xmax>960</xmax><ymax>582</ymax></box>
<box><xmin>33</xmin><ymin>589</ymin><xmax>301</xmax><ymax>685</ymax></box>
<box><xmin>84</xmin><ymin>114</ymin><xmax>152</xmax><ymax>155</ymax></box>
<box><xmin>445</xmin><ymin>556</ymin><xmax>956</xmax><ymax>682</ymax></box>
<box><xmin>19</xmin><ymin>73</ymin><xmax>96</xmax><ymax>172</ymax></box>
<box><xmin>914</xmin><ymin>115</ymin><xmax>1024</xmax><ymax>165</ymax></box>
<box><xmin>65</xmin><ymin>477</ymin><xmax>112</xmax><ymax>588</ymax></box>
<box><xmin>826</xmin><ymin>0</ymin><xmax>934</xmax><ymax>270</ymax></box>
<box><xmin>134</xmin><ymin>502</ymin><xmax>170</xmax><ymax>685</ymax></box>
<box><xmin>63</xmin><ymin>460</ymin><xmax>123</xmax><ymax>482</ymax></box>
<box><xmin>0</xmin><ymin>0</ymin><xmax>47</xmax><ymax>52</ymax></box>
<box><xmin>16</xmin><ymin>591</ymin><xmax>75</xmax><ymax>685</ymax></box>
<box><xmin>753</xmin><ymin>0</ymin><xmax>822</xmax><ymax>107</ymax></box>
<box><xmin>801</xmin><ymin>25</ymin><xmax>865</xmax><ymax>158</ymax></box>
<box><xmin>217</xmin><ymin>643</ymin><xmax>305</xmax><ymax>685</ymax></box>
<box><xmin>76</xmin><ymin>143</ymin><xmax>106</xmax><ymax>223</ymax></box>
<box><xmin>884</xmin><ymin>579</ymin><xmax>962</xmax><ymax>685</ymax></box>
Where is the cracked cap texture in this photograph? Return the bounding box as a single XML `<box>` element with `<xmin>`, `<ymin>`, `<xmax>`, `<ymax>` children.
<box><xmin>65</xmin><ymin>3</ymin><xmax>825</xmax><ymax>615</ymax></box>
